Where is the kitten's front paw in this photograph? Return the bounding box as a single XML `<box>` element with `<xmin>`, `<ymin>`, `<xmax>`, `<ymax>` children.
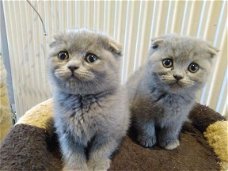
<box><xmin>88</xmin><ymin>158</ymin><xmax>110</xmax><ymax>171</ymax></box>
<box><xmin>138</xmin><ymin>135</ymin><xmax>156</xmax><ymax>148</ymax></box>
<box><xmin>160</xmin><ymin>139</ymin><xmax>180</xmax><ymax>150</ymax></box>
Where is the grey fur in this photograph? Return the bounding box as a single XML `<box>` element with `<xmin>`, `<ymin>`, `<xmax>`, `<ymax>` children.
<box><xmin>48</xmin><ymin>29</ymin><xmax>129</xmax><ymax>170</ymax></box>
<box><xmin>127</xmin><ymin>34</ymin><xmax>217</xmax><ymax>150</ymax></box>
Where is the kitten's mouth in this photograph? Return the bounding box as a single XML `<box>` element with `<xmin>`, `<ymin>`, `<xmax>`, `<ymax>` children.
<box><xmin>70</xmin><ymin>73</ymin><xmax>76</xmax><ymax>78</ymax></box>
<box><xmin>65</xmin><ymin>73</ymin><xmax>78</xmax><ymax>80</ymax></box>
<box><xmin>68</xmin><ymin>73</ymin><xmax>86</xmax><ymax>81</ymax></box>
<box><xmin>169</xmin><ymin>81</ymin><xmax>183</xmax><ymax>88</ymax></box>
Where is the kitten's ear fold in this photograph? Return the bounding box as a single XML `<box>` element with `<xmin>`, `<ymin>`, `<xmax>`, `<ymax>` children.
<box><xmin>49</xmin><ymin>37</ymin><xmax>58</xmax><ymax>48</ymax></box>
<box><xmin>151</xmin><ymin>38</ymin><xmax>164</xmax><ymax>49</ymax></box>
<box><xmin>49</xmin><ymin>34</ymin><xmax>62</xmax><ymax>48</ymax></box>
<box><xmin>108</xmin><ymin>40</ymin><xmax>122</xmax><ymax>56</ymax></box>
<box><xmin>49</xmin><ymin>40</ymin><xmax>57</xmax><ymax>48</ymax></box>
<box><xmin>206</xmin><ymin>43</ymin><xmax>219</xmax><ymax>58</ymax></box>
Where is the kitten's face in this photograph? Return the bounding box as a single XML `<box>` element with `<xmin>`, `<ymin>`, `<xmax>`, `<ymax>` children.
<box><xmin>48</xmin><ymin>30</ymin><xmax>122</xmax><ymax>95</ymax></box>
<box><xmin>147</xmin><ymin>35</ymin><xmax>217</xmax><ymax>93</ymax></box>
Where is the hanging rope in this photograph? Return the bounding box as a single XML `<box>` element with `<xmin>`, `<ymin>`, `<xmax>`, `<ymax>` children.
<box><xmin>26</xmin><ymin>0</ymin><xmax>47</xmax><ymax>36</ymax></box>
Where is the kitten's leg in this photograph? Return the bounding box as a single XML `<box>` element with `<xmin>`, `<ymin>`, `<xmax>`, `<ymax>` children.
<box><xmin>158</xmin><ymin>121</ymin><xmax>182</xmax><ymax>150</ymax></box>
<box><xmin>87</xmin><ymin>135</ymin><xmax>119</xmax><ymax>171</ymax></box>
<box><xmin>60</xmin><ymin>135</ymin><xmax>88</xmax><ymax>171</ymax></box>
<box><xmin>137</xmin><ymin>120</ymin><xmax>156</xmax><ymax>148</ymax></box>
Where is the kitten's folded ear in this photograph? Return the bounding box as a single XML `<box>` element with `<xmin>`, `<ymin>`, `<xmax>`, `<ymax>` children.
<box><xmin>49</xmin><ymin>34</ymin><xmax>63</xmax><ymax>48</ymax></box>
<box><xmin>151</xmin><ymin>37</ymin><xmax>164</xmax><ymax>49</ymax></box>
<box><xmin>206</xmin><ymin>43</ymin><xmax>219</xmax><ymax>58</ymax></box>
<box><xmin>108</xmin><ymin>39</ymin><xmax>122</xmax><ymax>56</ymax></box>
<box><xmin>49</xmin><ymin>36</ymin><xmax>58</xmax><ymax>48</ymax></box>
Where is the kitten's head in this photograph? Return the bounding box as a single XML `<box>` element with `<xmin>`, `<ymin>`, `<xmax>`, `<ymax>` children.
<box><xmin>147</xmin><ymin>34</ymin><xmax>218</xmax><ymax>93</ymax></box>
<box><xmin>48</xmin><ymin>29</ymin><xmax>122</xmax><ymax>95</ymax></box>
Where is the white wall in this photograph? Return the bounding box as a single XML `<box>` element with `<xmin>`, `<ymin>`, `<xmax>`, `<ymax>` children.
<box><xmin>2</xmin><ymin>1</ymin><xmax>227</xmax><ymax>117</ymax></box>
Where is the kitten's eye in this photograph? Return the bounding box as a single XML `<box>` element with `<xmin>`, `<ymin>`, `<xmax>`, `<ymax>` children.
<box><xmin>152</xmin><ymin>44</ymin><xmax>159</xmax><ymax>49</ymax></box>
<box><xmin>188</xmin><ymin>63</ymin><xmax>199</xmax><ymax>73</ymax></box>
<box><xmin>85</xmin><ymin>53</ymin><xmax>98</xmax><ymax>63</ymax></box>
<box><xmin>162</xmin><ymin>58</ymin><xmax>173</xmax><ymax>68</ymax></box>
<box><xmin>58</xmin><ymin>51</ymin><xmax>69</xmax><ymax>60</ymax></box>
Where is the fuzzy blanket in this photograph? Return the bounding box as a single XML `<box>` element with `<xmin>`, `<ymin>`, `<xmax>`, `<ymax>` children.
<box><xmin>0</xmin><ymin>99</ymin><xmax>226</xmax><ymax>171</ymax></box>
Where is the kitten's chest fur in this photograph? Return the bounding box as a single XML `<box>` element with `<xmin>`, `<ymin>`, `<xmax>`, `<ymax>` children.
<box><xmin>54</xmin><ymin>92</ymin><xmax>109</xmax><ymax>145</ymax></box>
<box><xmin>149</xmin><ymin>87</ymin><xmax>194</xmax><ymax>123</ymax></box>
<box><xmin>132</xmin><ymin>82</ymin><xmax>194</xmax><ymax>125</ymax></box>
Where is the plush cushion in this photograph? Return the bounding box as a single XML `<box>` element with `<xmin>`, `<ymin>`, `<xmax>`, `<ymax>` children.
<box><xmin>0</xmin><ymin>99</ymin><xmax>226</xmax><ymax>171</ymax></box>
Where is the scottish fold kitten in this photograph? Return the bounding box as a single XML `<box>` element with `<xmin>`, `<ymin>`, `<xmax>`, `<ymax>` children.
<box><xmin>48</xmin><ymin>29</ymin><xmax>129</xmax><ymax>170</ymax></box>
<box><xmin>127</xmin><ymin>34</ymin><xmax>217</xmax><ymax>150</ymax></box>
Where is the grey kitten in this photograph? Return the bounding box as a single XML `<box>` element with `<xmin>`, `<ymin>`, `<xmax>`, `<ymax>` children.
<box><xmin>48</xmin><ymin>29</ymin><xmax>129</xmax><ymax>170</ymax></box>
<box><xmin>127</xmin><ymin>34</ymin><xmax>217</xmax><ymax>150</ymax></box>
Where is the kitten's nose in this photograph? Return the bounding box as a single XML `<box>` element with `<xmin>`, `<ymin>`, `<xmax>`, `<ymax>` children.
<box><xmin>173</xmin><ymin>75</ymin><xmax>183</xmax><ymax>81</ymax></box>
<box><xmin>68</xmin><ymin>65</ymin><xmax>79</xmax><ymax>72</ymax></box>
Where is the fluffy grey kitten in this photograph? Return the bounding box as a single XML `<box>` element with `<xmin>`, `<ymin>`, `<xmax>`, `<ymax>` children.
<box><xmin>127</xmin><ymin>34</ymin><xmax>217</xmax><ymax>150</ymax></box>
<box><xmin>48</xmin><ymin>29</ymin><xmax>129</xmax><ymax>170</ymax></box>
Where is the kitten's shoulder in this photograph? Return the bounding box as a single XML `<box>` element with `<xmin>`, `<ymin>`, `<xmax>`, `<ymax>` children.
<box><xmin>127</xmin><ymin>66</ymin><xmax>149</xmax><ymax>102</ymax></box>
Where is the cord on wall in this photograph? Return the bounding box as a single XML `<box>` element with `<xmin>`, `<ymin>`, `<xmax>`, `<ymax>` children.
<box><xmin>26</xmin><ymin>0</ymin><xmax>47</xmax><ymax>36</ymax></box>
